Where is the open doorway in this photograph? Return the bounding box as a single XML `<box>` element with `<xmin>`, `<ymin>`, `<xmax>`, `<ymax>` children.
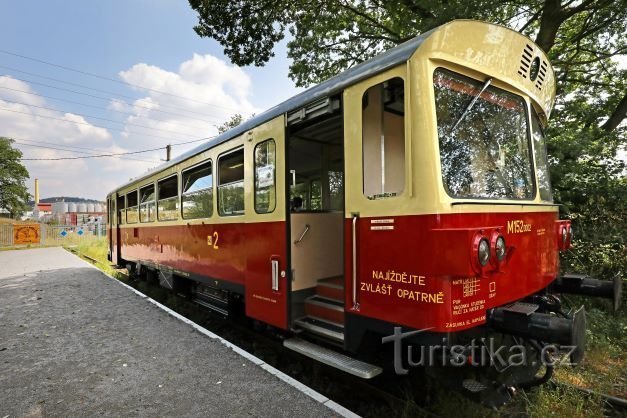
<box><xmin>287</xmin><ymin>103</ymin><xmax>345</xmax><ymax>336</ymax></box>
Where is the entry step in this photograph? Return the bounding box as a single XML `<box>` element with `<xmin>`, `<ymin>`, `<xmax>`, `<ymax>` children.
<box><xmin>284</xmin><ymin>337</ymin><xmax>382</xmax><ymax>379</ymax></box>
<box><xmin>304</xmin><ymin>295</ymin><xmax>344</xmax><ymax>324</ymax></box>
<box><xmin>316</xmin><ymin>277</ymin><xmax>344</xmax><ymax>301</ymax></box>
<box><xmin>306</xmin><ymin>295</ymin><xmax>344</xmax><ymax>310</ymax></box>
<box><xmin>294</xmin><ymin>316</ymin><xmax>344</xmax><ymax>343</ymax></box>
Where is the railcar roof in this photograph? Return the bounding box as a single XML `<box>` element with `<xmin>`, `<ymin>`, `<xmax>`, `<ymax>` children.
<box><xmin>111</xmin><ymin>26</ymin><xmax>435</xmax><ymax>194</ymax></box>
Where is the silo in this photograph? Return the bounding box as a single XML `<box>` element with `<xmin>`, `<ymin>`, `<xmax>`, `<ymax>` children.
<box><xmin>52</xmin><ymin>202</ymin><xmax>68</xmax><ymax>214</ymax></box>
<box><xmin>77</xmin><ymin>203</ymin><xmax>87</xmax><ymax>213</ymax></box>
<box><xmin>87</xmin><ymin>203</ymin><xmax>95</xmax><ymax>212</ymax></box>
<box><xmin>68</xmin><ymin>202</ymin><xmax>77</xmax><ymax>212</ymax></box>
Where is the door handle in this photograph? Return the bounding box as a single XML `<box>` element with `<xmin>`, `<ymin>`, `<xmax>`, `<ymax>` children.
<box><xmin>271</xmin><ymin>259</ymin><xmax>279</xmax><ymax>291</ymax></box>
<box><xmin>294</xmin><ymin>224</ymin><xmax>310</xmax><ymax>244</ymax></box>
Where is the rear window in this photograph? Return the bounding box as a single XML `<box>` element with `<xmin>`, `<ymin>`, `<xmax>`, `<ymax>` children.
<box><xmin>433</xmin><ymin>69</ymin><xmax>534</xmax><ymax>200</ymax></box>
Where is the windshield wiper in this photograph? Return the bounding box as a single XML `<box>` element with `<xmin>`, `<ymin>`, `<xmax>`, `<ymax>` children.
<box><xmin>448</xmin><ymin>77</ymin><xmax>493</xmax><ymax>135</ymax></box>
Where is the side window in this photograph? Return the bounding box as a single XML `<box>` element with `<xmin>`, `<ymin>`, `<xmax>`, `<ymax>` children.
<box><xmin>116</xmin><ymin>195</ymin><xmax>124</xmax><ymax>225</ymax></box>
<box><xmin>254</xmin><ymin>139</ymin><xmax>276</xmax><ymax>213</ymax></box>
<box><xmin>182</xmin><ymin>161</ymin><xmax>213</xmax><ymax>219</ymax></box>
<box><xmin>328</xmin><ymin>170</ymin><xmax>344</xmax><ymax>210</ymax></box>
<box><xmin>126</xmin><ymin>191</ymin><xmax>138</xmax><ymax>224</ymax></box>
<box><xmin>218</xmin><ymin>149</ymin><xmax>245</xmax><ymax>216</ymax></box>
<box><xmin>158</xmin><ymin>175</ymin><xmax>179</xmax><ymax>221</ymax></box>
<box><xmin>310</xmin><ymin>179</ymin><xmax>322</xmax><ymax>210</ymax></box>
<box><xmin>362</xmin><ymin>77</ymin><xmax>405</xmax><ymax>199</ymax></box>
<box><xmin>531</xmin><ymin>110</ymin><xmax>553</xmax><ymax>202</ymax></box>
<box><xmin>139</xmin><ymin>184</ymin><xmax>155</xmax><ymax>223</ymax></box>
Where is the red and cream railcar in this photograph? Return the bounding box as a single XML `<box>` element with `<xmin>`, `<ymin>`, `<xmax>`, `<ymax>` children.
<box><xmin>107</xmin><ymin>20</ymin><xmax>621</xmax><ymax>404</ymax></box>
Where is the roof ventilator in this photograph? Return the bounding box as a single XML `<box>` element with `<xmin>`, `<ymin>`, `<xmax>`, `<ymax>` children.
<box><xmin>517</xmin><ymin>44</ymin><xmax>534</xmax><ymax>79</ymax></box>
<box><xmin>535</xmin><ymin>60</ymin><xmax>548</xmax><ymax>90</ymax></box>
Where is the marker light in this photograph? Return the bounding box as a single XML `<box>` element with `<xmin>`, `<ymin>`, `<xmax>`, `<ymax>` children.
<box><xmin>478</xmin><ymin>238</ymin><xmax>490</xmax><ymax>266</ymax></box>
<box><xmin>495</xmin><ymin>235</ymin><xmax>506</xmax><ymax>261</ymax></box>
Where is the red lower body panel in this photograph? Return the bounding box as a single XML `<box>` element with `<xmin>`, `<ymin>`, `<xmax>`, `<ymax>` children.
<box><xmin>344</xmin><ymin>211</ymin><xmax>559</xmax><ymax>332</ymax></box>
<box><xmin>118</xmin><ymin>221</ymin><xmax>288</xmax><ymax>329</ymax></box>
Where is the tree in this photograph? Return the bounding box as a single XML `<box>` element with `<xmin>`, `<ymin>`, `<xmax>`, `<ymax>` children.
<box><xmin>190</xmin><ymin>1</ymin><xmax>626</xmax><ymax>284</ymax></box>
<box><xmin>0</xmin><ymin>137</ymin><xmax>31</xmax><ymax>218</ymax></box>
<box><xmin>216</xmin><ymin>113</ymin><xmax>245</xmax><ymax>134</ymax></box>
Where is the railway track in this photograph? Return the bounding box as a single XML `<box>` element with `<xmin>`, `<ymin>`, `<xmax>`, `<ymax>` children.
<box><xmin>66</xmin><ymin>247</ymin><xmax>99</xmax><ymax>265</ymax></box>
<box><xmin>551</xmin><ymin>382</ymin><xmax>627</xmax><ymax>415</ymax></box>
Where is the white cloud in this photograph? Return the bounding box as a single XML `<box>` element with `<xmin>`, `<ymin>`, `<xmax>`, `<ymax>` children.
<box><xmin>0</xmin><ymin>77</ymin><xmax>112</xmax><ymax>147</ymax></box>
<box><xmin>0</xmin><ymin>76</ymin><xmax>45</xmax><ymax>106</ymax></box>
<box><xmin>108</xmin><ymin>99</ymin><xmax>130</xmax><ymax>112</ymax></box>
<box><xmin>179</xmin><ymin>53</ymin><xmax>251</xmax><ymax>100</ymax></box>
<box><xmin>0</xmin><ymin>76</ymin><xmax>151</xmax><ymax>200</ymax></box>
<box><xmin>0</xmin><ymin>54</ymin><xmax>260</xmax><ymax>201</ymax></box>
<box><xmin>118</xmin><ymin>53</ymin><xmax>259</xmax><ymax>149</ymax></box>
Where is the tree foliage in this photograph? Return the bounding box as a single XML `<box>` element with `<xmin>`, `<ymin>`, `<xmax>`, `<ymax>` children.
<box><xmin>0</xmin><ymin>137</ymin><xmax>31</xmax><ymax>218</ymax></box>
<box><xmin>216</xmin><ymin>113</ymin><xmax>245</xmax><ymax>134</ymax></box>
<box><xmin>190</xmin><ymin>1</ymin><xmax>626</xmax><ymax>284</ymax></box>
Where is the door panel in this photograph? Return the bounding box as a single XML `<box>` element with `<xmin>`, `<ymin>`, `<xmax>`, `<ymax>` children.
<box><xmin>343</xmin><ymin>66</ymin><xmax>409</xmax><ymax>314</ymax></box>
<box><xmin>110</xmin><ymin>195</ymin><xmax>121</xmax><ymax>265</ymax></box>
<box><xmin>244</xmin><ymin>116</ymin><xmax>289</xmax><ymax>329</ymax></box>
<box><xmin>107</xmin><ymin>197</ymin><xmax>113</xmax><ymax>261</ymax></box>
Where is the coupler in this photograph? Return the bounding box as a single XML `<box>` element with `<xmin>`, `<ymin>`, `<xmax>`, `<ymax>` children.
<box><xmin>488</xmin><ymin>304</ymin><xmax>586</xmax><ymax>363</ymax></box>
<box><xmin>551</xmin><ymin>273</ymin><xmax>623</xmax><ymax>312</ymax></box>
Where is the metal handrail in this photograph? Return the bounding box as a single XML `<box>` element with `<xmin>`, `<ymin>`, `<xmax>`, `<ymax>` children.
<box><xmin>294</xmin><ymin>224</ymin><xmax>310</xmax><ymax>244</ymax></box>
<box><xmin>352</xmin><ymin>216</ymin><xmax>359</xmax><ymax>309</ymax></box>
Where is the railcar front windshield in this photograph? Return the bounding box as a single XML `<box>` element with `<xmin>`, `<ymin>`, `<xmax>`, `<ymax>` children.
<box><xmin>433</xmin><ymin>68</ymin><xmax>534</xmax><ymax>200</ymax></box>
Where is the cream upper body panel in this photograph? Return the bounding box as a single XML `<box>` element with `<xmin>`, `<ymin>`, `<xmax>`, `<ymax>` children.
<box><xmin>109</xmin><ymin>20</ymin><xmax>559</xmax><ymax>223</ymax></box>
<box><xmin>418</xmin><ymin>20</ymin><xmax>555</xmax><ymax>121</ymax></box>
<box><xmin>413</xmin><ymin>20</ymin><xmax>557</xmax><ymax>215</ymax></box>
<box><xmin>110</xmin><ymin>115</ymin><xmax>286</xmax><ymax>227</ymax></box>
<box><xmin>344</xmin><ymin>20</ymin><xmax>558</xmax><ymax>218</ymax></box>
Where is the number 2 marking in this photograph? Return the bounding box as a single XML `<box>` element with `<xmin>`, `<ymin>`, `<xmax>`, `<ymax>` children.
<box><xmin>207</xmin><ymin>231</ymin><xmax>219</xmax><ymax>249</ymax></box>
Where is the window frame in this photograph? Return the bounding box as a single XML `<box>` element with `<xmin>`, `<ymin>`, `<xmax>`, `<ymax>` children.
<box><xmin>361</xmin><ymin>76</ymin><xmax>406</xmax><ymax>200</ymax></box>
<box><xmin>139</xmin><ymin>183</ymin><xmax>156</xmax><ymax>223</ymax></box>
<box><xmin>125</xmin><ymin>190</ymin><xmax>138</xmax><ymax>224</ymax></box>
<box><xmin>432</xmin><ymin>67</ymin><xmax>537</xmax><ymax>201</ymax></box>
<box><xmin>217</xmin><ymin>147</ymin><xmax>245</xmax><ymax>217</ymax></box>
<box><xmin>116</xmin><ymin>195</ymin><xmax>125</xmax><ymax>225</ymax></box>
<box><xmin>157</xmin><ymin>174</ymin><xmax>179</xmax><ymax>221</ymax></box>
<box><xmin>254</xmin><ymin>139</ymin><xmax>276</xmax><ymax>214</ymax></box>
<box><xmin>530</xmin><ymin>106</ymin><xmax>553</xmax><ymax>202</ymax></box>
<box><xmin>181</xmin><ymin>160</ymin><xmax>214</xmax><ymax>220</ymax></box>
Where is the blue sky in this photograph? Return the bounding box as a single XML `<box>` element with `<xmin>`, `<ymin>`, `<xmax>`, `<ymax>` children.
<box><xmin>0</xmin><ymin>0</ymin><xmax>302</xmax><ymax>200</ymax></box>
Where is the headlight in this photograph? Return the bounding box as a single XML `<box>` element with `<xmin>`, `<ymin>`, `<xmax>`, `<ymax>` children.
<box><xmin>495</xmin><ymin>235</ymin><xmax>506</xmax><ymax>261</ymax></box>
<box><xmin>478</xmin><ymin>238</ymin><xmax>490</xmax><ymax>266</ymax></box>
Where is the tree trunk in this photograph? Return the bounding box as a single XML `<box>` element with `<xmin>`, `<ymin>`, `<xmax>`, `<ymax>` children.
<box><xmin>601</xmin><ymin>92</ymin><xmax>627</xmax><ymax>132</ymax></box>
<box><xmin>534</xmin><ymin>0</ymin><xmax>566</xmax><ymax>53</ymax></box>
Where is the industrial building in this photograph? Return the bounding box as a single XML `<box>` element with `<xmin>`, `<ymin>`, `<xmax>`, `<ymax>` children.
<box><xmin>31</xmin><ymin>179</ymin><xmax>106</xmax><ymax>228</ymax></box>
